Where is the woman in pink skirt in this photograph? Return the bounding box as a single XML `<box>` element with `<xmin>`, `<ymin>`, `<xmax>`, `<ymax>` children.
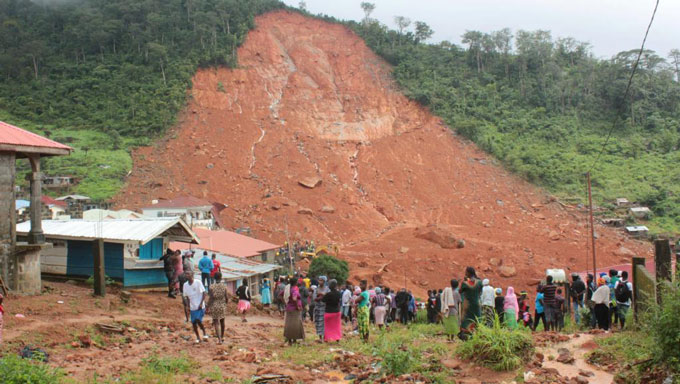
<box><xmin>235</xmin><ymin>279</ymin><xmax>251</xmax><ymax>323</ymax></box>
<box><xmin>322</xmin><ymin>279</ymin><xmax>343</xmax><ymax>342</ymax></box>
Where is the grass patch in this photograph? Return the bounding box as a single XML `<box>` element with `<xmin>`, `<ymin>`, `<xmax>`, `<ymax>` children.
<box><xmin>456</xmin><ymin>319</ymin><xmax>534</xmax><ymax>371</ymax></box>
<box><xmin>0</xmin><ymin>354</ymin><xmax>63</xmax><ymax>384</ymax></box>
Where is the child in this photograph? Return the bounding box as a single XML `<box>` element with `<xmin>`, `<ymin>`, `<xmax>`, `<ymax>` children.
<box><xmin>522</xmin><ymin>305</ymin><xmax>533</xmax><ymax>327</ymax></box>
<box><xmin>554</xmin><ymin>288</ymin><xmax>565</xmax><ymax>331</ymax></box>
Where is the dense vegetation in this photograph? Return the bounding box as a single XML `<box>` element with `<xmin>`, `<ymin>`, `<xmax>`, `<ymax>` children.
<box><xmin>337</xmin><ymin>5</ymin><xmax>680</xmax><ymax>233</ymax></box>
<box><xmin>0</xmin><ymin>0</ymin><xmax>283</xmax><ymax>199</ymax></box>
<box><xmin>2</xmin><ymin>0</ymin><xmax>679</xmax><ymax>233</ymax></box>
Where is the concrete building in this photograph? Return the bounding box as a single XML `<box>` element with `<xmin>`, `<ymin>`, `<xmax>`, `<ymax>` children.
<box><xmin>141</xmin><ymin>196</ymin><xmax>224</xmax><ymax>229</ymax></box>
<box><xmin>0</xmin><ymin>120</ymin><xmax>72</xmax><ymax>294</ymax></box>
<box><xmin>82</xmin><ymin>209</ymin><xmax>144</xmax><ymax>220</ymax></box>
<box><xmin>16</xmin><ymin>218</ymin><xmax>199</xmax><ymax>288</ymax></box>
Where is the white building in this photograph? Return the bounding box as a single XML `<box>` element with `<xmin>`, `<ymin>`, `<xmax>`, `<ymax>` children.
<box><xmin>141</xmin><ymin>196</ymin><xmax>223</xmax><ymax>230</ymax></box>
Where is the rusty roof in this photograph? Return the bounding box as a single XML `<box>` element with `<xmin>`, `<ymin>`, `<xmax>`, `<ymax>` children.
<box><xmin>171</xmin><ymin>228</ymin><xmax>280</xmax><ymax>258</ymax></box>
<box><xmin>0</xmin><ymin>121</ymin><xmax>72</xmax><ymax>156</ymax></box>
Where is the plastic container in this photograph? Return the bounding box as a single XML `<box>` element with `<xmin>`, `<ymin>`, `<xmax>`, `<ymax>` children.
<box><xmin>545</xmin><ymin>268</ymin><xmax>566</xmax><ymax>283</ymax></box>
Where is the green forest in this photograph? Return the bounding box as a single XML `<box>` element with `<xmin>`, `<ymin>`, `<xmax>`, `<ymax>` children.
<box><xmin>1</xmin><ymin>0</ymin><xmax>679</xmax><ymax>233</ymax></box>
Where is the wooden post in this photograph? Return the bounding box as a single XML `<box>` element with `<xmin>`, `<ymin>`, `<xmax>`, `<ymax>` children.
<box><xmin>632</xmin><ymin>257</ymin><xmax>645</xmax><ymax>322</ymax></box>
<box><xmin>655</xmin><ymin>239</ymin><xmax>671</xmax><ymax>304</ymax></box>
<box><xmin>93</xmin><ymin>239</ymin><xmax>106</xmax><ymax>296</ymax></box>
<box><xmin>586</xmin><ymin>172</ymin><xmax>597</xmax><ymax>277</ymax></box>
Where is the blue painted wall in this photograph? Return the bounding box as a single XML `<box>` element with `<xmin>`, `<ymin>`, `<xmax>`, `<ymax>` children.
<box><xmin>124</xmin><ymin>268</ymin><xmax>167</xmax><ymax>287</ymax></box>
<box><xmin>66</xmin><ymin>240</ymin><xmax>124</xmax><ymax>279</ymax></box>
<box><xmin>139</xmin><ymin>238</ymin><xmax>163</xmax><ymax>260</ymax></box>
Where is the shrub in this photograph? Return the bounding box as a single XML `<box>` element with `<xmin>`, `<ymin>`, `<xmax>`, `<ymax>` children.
<box><xmin>456</xmin><ymin>318</ymin><xmax>534</xmax><ymax>371</ymax></box>
<box><xmin>381</xmin><ymin>344</ymin><xmax>415</xmax><ymax>376</ymax></box>
<box><xmin>140</xmin><ymin>353</ymin><xmax>194</xmax><ymax>374</ymax></box>
<box><xmin>0</xmin><ymin>354</ymin><xmax>63</xmax><ymax>384</ymax></box>
<box><xmin>308</xmin><ymin>255</ymin><xmax>349</xmax><ymax>284</ymax></box>
<box><xmin>645</xmin><ymin>280</ymin><xmax>680</xmax><ymax>373</ymax></box>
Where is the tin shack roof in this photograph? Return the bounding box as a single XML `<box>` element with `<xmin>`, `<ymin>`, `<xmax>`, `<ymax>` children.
<box><xmin>184</xmin><ymin>251</ymin><xmax>280</xmax><ymax>281</ymax></box>
<box><xmin>0</xmin><ymin>121</ymin><xmax>72</xmax><ymax>156</ymax></box>
<box><xmin>16</xmin><ymin>217</ymin><xmax>199</xmax><ymax>245</ymax></box>
<box><xmin>170</xmin><ymin>228</ymin><xmax>279</xmax><ymax>258</ymax></box>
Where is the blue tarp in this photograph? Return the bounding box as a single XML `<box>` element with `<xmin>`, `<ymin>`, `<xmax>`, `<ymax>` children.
<box><xmin>15</xmin><ymin>200</ymin><xmax>30</xmax><ymax>210</ymax></box>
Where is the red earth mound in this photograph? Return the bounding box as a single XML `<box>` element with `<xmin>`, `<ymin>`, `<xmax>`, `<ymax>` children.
<box><xmin>114</xmin><ymin>10</ymin><xmax>650</xmax><ymax>296</ymax></box>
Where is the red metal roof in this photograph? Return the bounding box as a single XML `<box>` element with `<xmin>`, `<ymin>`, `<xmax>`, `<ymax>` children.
<box><xmin>170</xmin><ymin>228</ymin><xmax>280</xmax><ymax>258</ymax></box>
<box><xmin>0</xmin><ymin>121</ymin><xmax>72</xmax><ymax>154</ymax></box>
<box><xmin>144</xmin><ymin>196</ymin><xmax>213</xmax><ymax>209</ymax></box>
<box><xmin>41</xmin><ymin>196</ymin><xmax>66</xmax><ymax>207</ymax></box>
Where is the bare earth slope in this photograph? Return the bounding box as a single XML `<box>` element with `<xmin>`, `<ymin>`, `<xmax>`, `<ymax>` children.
<box><xmin>115</xmin><ymin>10</ymin><xmax>650</xmax><ymax>294</ymax></box>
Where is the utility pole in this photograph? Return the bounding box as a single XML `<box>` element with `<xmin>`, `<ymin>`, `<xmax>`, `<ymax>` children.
<box><xmin>586</xmin><ymin>172</ymin><xmax>597</xmax><ymax>278</ymax></box>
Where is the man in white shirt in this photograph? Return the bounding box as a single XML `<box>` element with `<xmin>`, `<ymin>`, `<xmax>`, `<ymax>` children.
<box><xmin>183</xmin><ymin>273</ymin><xmax>208</xmax><ymax>343</ymax></box>
<box><xmin>341</xmin><ymin>284</ymin><xmax>352</xmax><ymax>323</ymax></box>
<box><xmin>481</xmin><ymin>279</ymin><xmax>496</xmax><ymax>327</ymax></box>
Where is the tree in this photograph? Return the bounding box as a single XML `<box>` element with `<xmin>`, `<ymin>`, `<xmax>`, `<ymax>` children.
<box><xmin>308</xmin><ymin>255</ymin><xmax>349</xmax><ymax>285</ymax></box>
<box><xmin>668</xmin><ymin>49</ymin><xmax>680</xmax><ymax>81</ymax></box>
<box><xmin>298</xmin><ymin>1</ymin><xmax>307</xmax><ymax>12</ymax></box>
<box><xmin>393</xmin><ymin>16</ymin><xmax>411</xmax><ymax>35</ymax></box>
<box><xmin>414</xmin><ymin>21</ymin><xmax>433</xmax><ymax>44</ymax></box>
<box><xmin>360</xmin><ymin>2</ymin><xmax>375</xmax><ymax>23</ymax></box>
<box><xmin>462</xmin><ymin>30</ymin><xmax>484</xmax><ymax>73</ymax></box>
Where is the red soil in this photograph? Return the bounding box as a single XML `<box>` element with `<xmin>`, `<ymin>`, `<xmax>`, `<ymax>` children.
<box><xmin>114</xmin><ymin>10</ymin><xmax>651</xmax><ymax>296</ymax></box>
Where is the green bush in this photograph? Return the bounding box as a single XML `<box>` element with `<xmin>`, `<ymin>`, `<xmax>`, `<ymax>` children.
<box><xmin>0</xmin><ymin>354</ymin><xmax>63</xmax><ymax>384</ymax></box>
<box><xmin>381</xmin><ymin>344</ymin><xmax>415</xmax><ymax>376</ymax></box>
<box><xmin>140</xmin><ymin>353</ymin><xmax>194</xmax><ymax>374</ymax></box>
<box><xmin>645</xmin><ymin>280</ymin><xmax>680</xmax><ymax>373</ymax></box>
<box><xmin>456</xmin><ymin>317</ymin><xmax>534</xmax><ymax>371</ymax></box>
<box><xmin>308</xmin><ymin>255</ymin><xmax>349</xmax><ymax>285</ymax></box>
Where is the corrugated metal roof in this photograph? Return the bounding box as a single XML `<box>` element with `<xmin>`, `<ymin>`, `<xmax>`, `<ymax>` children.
<box><xmin>55</xmin><ymin>195</ymin><xmax>91</xmax><ymax>201</ymax></box>
<box><xmin>143</xmin><ymin>196</ymin><xmax>213</xmax><ymax>209</ymax></box>
<box><xmin>170</xmin><ymin>228</ymin><xmax>280</xmax><ymax>258</ymax></box>
<box><xmin>16</xmin><ymin>217</ymin><xmax>199</xmax><ymax>244</ymax></box>
<box><xmin>0</xmin><ymin>121</ymin><xmax>72</xmax><ymax>153</ymax></box>
<box><xmin>184</xmin><ymin>250</ymin><xmax>280</xmax><ymax>281</ymax></box>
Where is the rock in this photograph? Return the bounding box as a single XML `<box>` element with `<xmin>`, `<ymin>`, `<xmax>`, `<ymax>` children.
<box><xmin>271</xmin><ymin>204</ymin><xmax>281</xmax><ymax>211</ymax></box>
<box><xmin>298</xmin><ymin>176</ymin><xmax>322</xmax><ymax>189</ymax></box>
<box><xmin>489</xmin><ymin>258</ymin><xmax>502</xmax><ymax>267</ymax></box>
<box><xmin>414</xmin><ymin>225</ymin><xmax>460</xmax><ymax>249</ymax></box>
<box><xmin>297</xmin><ymin>208</ymin><xmax>313</xmax><ymax>215</ymax></box>
<box><xmin>614</xmin><ymin>246</ymin><xmax>635</xmax><ymax>257</ymax></box>
<box><xmin>78</xmin><ymin>335</ymin><xmax>92</xmax><ymax>348</ymax></box>
<box><xmin>441</xmin><ymin>358</ymin><xmax>462</xmax><ymax>370</ymax></box>
<box><xmin>573</xmin><ymin>376</ymin><xmax>588</xmax><ymax>384</ymax></box>
<box><xmin>499</xmin><ymin>265</ymin><xmax>517</xmax><ymax>277</ymax></box>
<box><xmin>399</xmin><ymin>246</ymin><xmax>409</xmax><ymax>254</ymax></box>
<box><xmin>320</xmin><ymin>205</ymin><xmax>335</xmax><ymax>213</ymax></box>
<box><xmin>206</xmin><ymin>163</ymin><xmax>214</xmax><ymax>169</ymax></box>
<box><xmin>120</xmin><ymin>291</ymin><xmax>132</xmax><ymax>303</ymax></box>
<box><xmin>578</xmin><ymin>369</ymin><xmax>595</xmax><ymax>377</ymax></box>
<box><xmin>556</xmin><ymin>348</ymin><xmax>574</xmax><ymax>364</ymax></box>
<box><xmin>456</xmin><ymin>239</ymin><xmax>465</xmax><ymax>248</ymax></box>
<box><xmin>549</xmin><ymin>230</ymin><xmax>560</xmax><ymax>240</ymax></box>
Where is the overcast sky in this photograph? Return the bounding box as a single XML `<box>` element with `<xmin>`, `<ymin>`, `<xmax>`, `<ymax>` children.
<box><xmin>281</xmin><ymin>0</ymin><xmax>678</xmax><ymax>59</ymax></box>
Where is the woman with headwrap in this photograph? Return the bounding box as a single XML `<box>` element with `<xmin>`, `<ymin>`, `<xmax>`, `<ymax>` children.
<box><xmin>354</xmin><ymin>280</ymin><xmax>370</xmax><ymax>341</ymax></box>
<box><xmin>503</xmin><ymin>286</ymin><xmax>520</xmax><ymax>329</ymax></box>
<box><xmin>592</xmin><ymin>277</ymin><xmax>611</xmax><ymax>330</ymax></box>
<box><xmin>322</xmin><ymin>279</ymin><xmax>343</xmax><ymax>342</ymax></box>
<box><xmin>459</xmin><ymin>266</ymin><xmax>483</xmax><ymax>333</ymax></box>
<box><xmin>371</xmin><ymin>287</ymin><xmax>389</xmax><ymax>329</ymax></box>
<box><xmin>441</xmin><ymin>279</ymin><xmax>461</xmax><ymax>339</ymax></box>
<box><xmin>283</xmin><ymin>277</ymin><xmax>305</xmax><ymax>344</ymax></box>
<box><xmin>313</xmin><ymin>276</ymin><xmax>330</xmax><ymax>341</ymax></box>
<box><xmin>494</xmin><ymin>287</ymin><xmax>505</xmax><ymax>325</ymax></box>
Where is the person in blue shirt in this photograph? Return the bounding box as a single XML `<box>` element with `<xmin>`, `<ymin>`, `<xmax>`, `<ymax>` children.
<box><xmin>533</xmin><ymin>285</ymin><xmax>546</xmax><ymax>331</ymax></box>
<box><xmin>198</xmin><ymin>251</ymin><xmax>214</xmax><ymax>292</ymax></box>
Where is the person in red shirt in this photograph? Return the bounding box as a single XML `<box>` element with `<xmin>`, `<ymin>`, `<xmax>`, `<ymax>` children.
<box><xmin>210</xmin><ymin>254</ymin><xmax>221</xmax><ymax>284</ymax></box>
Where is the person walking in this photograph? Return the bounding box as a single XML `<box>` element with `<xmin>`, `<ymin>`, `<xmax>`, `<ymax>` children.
<box><xmin>460</xmin><ymin>267</ymin><xmax>483</xmax><ymax>334</ymax></box>
<box><xmin>355</xmin><ymin>280</ymin><xmax>370</xmax><ymax>341</ymax></box>
<box><xmin>592</xmin><ymin>277</ymin><xmax>611</xmax><ymax>331</ymax></box>
<box><xmin>283</xmin><ymin>277</ymin><xmax>305</xmax><ymax>344</ymax></box>
<box><xmin>503</xmin><ymin>286</ymin><xmax>520</xmax><ymax>330</ymax></box>
<box><xmin>614</xmin><ymin>271</ymin><xmax>633</xmax><ymax>329</ymax></box>
<box><xmin>341</xmin><ymin>284</ymin><xmax>352</xmax><ymax>323</ymax></box>
<box><xmin>235</xmin><ymin>279</ymin><xmax>251</xmax><ymax>323</ymax></box>
<box><xmin>570</xmin><ymin>273</ymin><xmax>586</xmax><ymax>325</ymax></box>
<box><xmin>182</xmin><ymin>273</ymin><xmax>209</xmax><ymax>343</ymax></box>
<box><xmin>210</xmin><ymin>254</ymin><xmax>221</xmax><ymax>285</ymax></box>
<box><xmin>322</xmin><ymin>279</ymin><xmax>343</xmax><ymax>342</ymax></box>
<box><xmin>371</xmin><ymin>287</ymin><xmax>389</xmax><ymax>330</ymax></box>
<box><xmin>481</xmin><ymin>279</ymin><xmax>495</xmax><ymax>327</ymax></box>
<box><xmin>313</xmin><ymin>276</ymin><xmax>330</xmax><ymax>341</ymax></box>
<box><xmin>533</xmin><ymin>285</ymin><xmax>547</xmax><ymax>331</ymax></box>
<box><xmin>206</xmin><ymin>272</ymin><xmax>228</xmax><ymax>344</ymax></box>
<box><xmin>275</xmin><ymin>277</ymin><xmax>286</xmax><ymax>315</ymax></box>
<box><xmin>160</xmin><ymin>249</ymin><xmax>176</xmax><ymax>298</ymax></box>
<box><xmin>198</xmin><ymin>251</ymin><xmax>214</xmax><ymax>292</ymax></box>
<box><xmin>260</xmin><ymin>278</ymin><xmax>272</xmax><ymax>307</ymax></box>
<box><xmin>554</xmin><ymin>288</ymin><xmax>566</xmax><ymax>331</ymax></box>
<box><xmin>494</xmin><ymin>287</ymin><xmax>505</xmax><ymax>325</ymax></box>
<box><xmin>441</xmin><ymin>279</ymin><xmax>461</xmax><ymax>339</ymax></box>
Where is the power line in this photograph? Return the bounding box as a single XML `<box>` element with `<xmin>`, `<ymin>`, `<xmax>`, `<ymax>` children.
<box><xmin>587</xmin><ymin>0</ymin><xmax>660</xmax><ymax>173</ymax></box>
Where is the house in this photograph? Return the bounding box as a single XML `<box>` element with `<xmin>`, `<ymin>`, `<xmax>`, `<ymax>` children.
<box><xmin>629</xmin><ymin>207</ymin><xmax>652</xmax><ymax>219</ymax></box>
<box><xmin>42</xmin><ymin>196</ymin><xmax>67</xmax><ymax>219</ymax></box>
<box><xmin>141</xmin><ymin>196</ymin><xmax>225</xmax><ymax>229</ymax></box>
<box><xmin>183</xmin><ymin>253</ymin><xmax>280</xmax><ymax>295</ymax></box>
<box><xmin>0</xmin><ymin>120</ymin><xmax>72</xmax><ymax>294</ymax></box>
<box><xmin>43</xmin><ymin>175</ymin><xmax>76</xmax><ymax>189</ymax></box>
<box><xmin>55</xmin><ymin>194</ymin><xmax>106</xmax><ymax>218</ymax></box>
<box><xmin>16</xmin><ymin>217</ymin><xmax>199</xmax><ymax>288</ymax></box>
<box><xmin>615</xmin><ymin>198</ymin><xmax>630</xmax><ymax>207</ymax></box>
<box><xmin>173</xmin><ymin>228</ymin><xmax>280</xmax><ymax>263</ymax></box>
<box><xmin>625</xmin><ymin>226</ymin><xmax>649</xmax><ymax>238</ymax></box>
<box><xmin>83</xmin><ymin>209</ymin><xmax>144</xmax><ymax>220</ymax></box>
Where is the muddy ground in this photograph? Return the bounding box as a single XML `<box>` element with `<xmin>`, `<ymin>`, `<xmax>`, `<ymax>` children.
<box><xmin>2</xmin><ymin>281</ymin><xmax>619</xmax><ymax>383</ymax></box>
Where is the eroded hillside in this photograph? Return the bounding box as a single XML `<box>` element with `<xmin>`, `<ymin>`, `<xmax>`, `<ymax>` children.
<box><xmin>115</xmin><ymin>10</ymin><xmax>650</xmax><ymax>293</ymax></box>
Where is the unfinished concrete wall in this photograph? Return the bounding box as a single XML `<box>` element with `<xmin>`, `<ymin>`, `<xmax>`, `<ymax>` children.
<box><xmin>14</xmin><ymin>247</ymin><xmax>41</xmax><ymax>294</ymax></box>
<box><xmin>0</xmin><ymin>152</ymin><xmax>16</xmax><ymax>289</ymax></box>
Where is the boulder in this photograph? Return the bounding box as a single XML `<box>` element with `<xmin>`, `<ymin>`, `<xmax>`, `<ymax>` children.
<box><xmin>414</xmin><ymin>225</ymin><xmax>460</xmax><ymax>249</ymax></box>
<box><xmin>399</xmin><ymin>246</ymin><xmax>409</xmax><ymax>254</ymax></box>
<box><xmin>614</xmin><ymin>246</ymin><xmax>635</xmax><ymax>258</ymax></box>
<box><xmin>556</xmin><ymin>348</ymin><xmax>574</xmax><ymax>364</ymax></box>
<box><xmin>297</xmin><ymin>208</ymin><xmax>313</xmax><ymax>215</ymax></box>
<box><xmin>298</xmin><ymin>176</ymin><xmax>322</xmax><ymax>189</ymax></box>
<box><xmin>549</xmin><ymin>230</ymin><xmax>560</xmax><ymax>240</ymax></box>
<box><xmin>320</xmin><ymin>205</ymin><xmax>335</xmax><ymax>213</ymax></box>
<box><xmin>489</xmin><ymin>258</ymin><xmax>503</xmax><ymax>267</ymax></box>
<box><xmin>499</xmin><ymin>265</ymin><xmax>517</xmax><ymax>278</ymax></box>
